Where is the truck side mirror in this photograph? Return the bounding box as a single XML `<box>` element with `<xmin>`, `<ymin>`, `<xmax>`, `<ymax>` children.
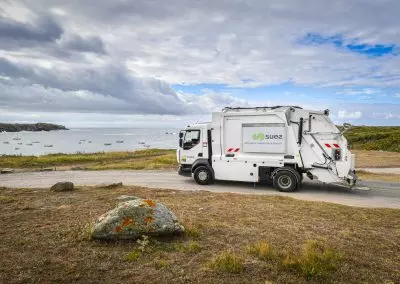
<box><xmin>340</xmin><ymin>123</ymin><xmax>352</xmax><ymax>135</ymax></box>
<box><xmin>179</xmin><ymin>132</ymin><xmax>184</xmax><ymax>138</ymax></box>
<box><xmin>179</xmin><ymin>138</ymin><xmax>183</xmax><ymax>147</ymax></box>
<box><xmin>343</xmin><ymin>123</ymin><xmax>352</xmax><ymax>130</ymax></box>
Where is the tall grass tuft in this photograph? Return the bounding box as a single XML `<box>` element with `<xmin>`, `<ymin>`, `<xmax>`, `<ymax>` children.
<box><xmin>246</xmin><ymin>240</ymin><xmax>275</xmax><ymax>260</ymax></box>
<box><xmin>209</xmin><ymin>251</ymin><xmax>244</xmax><ymax>273</ymax></box>
<box><xmin>282</xmin><ymin>240</ymin><xmax>342</xmax><ymax>280</ymax></box>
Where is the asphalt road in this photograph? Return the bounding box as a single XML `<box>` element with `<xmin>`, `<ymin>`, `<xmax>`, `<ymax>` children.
<box><xmin>0</xmin><ymin>170</ymin><xmax>399</xmax><ymax>209</ymax></box>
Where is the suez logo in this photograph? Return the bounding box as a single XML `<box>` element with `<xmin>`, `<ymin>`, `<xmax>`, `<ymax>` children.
<box><xmin>252</xmin><ymin>132</ymin><xmax>284</xmax><ymax>141</ymax></box>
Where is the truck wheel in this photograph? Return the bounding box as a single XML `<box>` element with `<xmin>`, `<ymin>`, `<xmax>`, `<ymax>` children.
<box><xmin>193</xmin><ymin>166</ymin><xmax>213</xmax><ymax>185</ymax></box>
<box><xmin>273</xmin><ymin>170</ymin><xmax>297</xmax><ymax>192</ymax></box>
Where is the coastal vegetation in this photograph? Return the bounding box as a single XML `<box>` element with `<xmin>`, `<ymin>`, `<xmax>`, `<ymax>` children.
<box><xmin>0</xmin><ymin>149</ymin><xmax>176</xmax><ymax>170</ymax></box>
<box><xmin>343</xmin><ymin>126</ymin><xmax>400</xmax><ymax>152</ymax></box>
<box><xmin>0</xmin><ymin>122</ymin><xmax>68</xmax><ymax>132</ymax></box>
<box><xmin>0</xmin><ymin>185</ymin><xmax>398</xmax><ymax>283</ymax></box>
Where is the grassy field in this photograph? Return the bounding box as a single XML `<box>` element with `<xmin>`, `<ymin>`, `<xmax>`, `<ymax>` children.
<box><xmin>0</xmin><ymin>186</ymin><xmax>399</xmax><ymax>283</ymax></box>
<box><xmin>343</xmin><ymin>126</ymin><xmax>400</xmax><ymax>152</ymax></box>
<box><xmin>0</xmin><ymin>149</ymin><xmax>177</xmax><ymax>171</ymax></box>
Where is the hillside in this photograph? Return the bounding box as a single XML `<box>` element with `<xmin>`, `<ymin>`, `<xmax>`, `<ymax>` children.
<box><xmin>343</xmin><ymin>126</ymin><xmax>400</xmax><ymax>152</ymax></box>
<box><xmin>0</xmin><ymin>123</ymin><xmax>68</xmax><ymax>132</ymax></box>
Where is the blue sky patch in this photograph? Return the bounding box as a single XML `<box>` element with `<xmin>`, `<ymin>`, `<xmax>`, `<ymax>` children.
<box><xmin>300</xmin><ymin>33</ymin><xmax>397</xmax><ymax>57</ymax></box>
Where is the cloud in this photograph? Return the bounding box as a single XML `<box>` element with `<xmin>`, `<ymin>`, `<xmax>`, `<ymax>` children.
<box><xmin>0</xmin><ymin>13</ymin><xmax>63</xmax><ymax>48</ymax></box>
<box><xmin>373</xmin><ymin>112</ymin><xmax>400</xmax><ymax>120</ymax></box>
<box><xmin>58</xmin><ymin>34</ymin><xmax>107</xmax><ymax>54</ymax></box>
<box><xmin>336</xmin><ymin>88</ymin><xmax>380</xmax><ymax>96</ymax></box>
<box><xmin>338</xmin><ymin>109</ymin><xmax>362</xmax><ymax>119</ymax></box>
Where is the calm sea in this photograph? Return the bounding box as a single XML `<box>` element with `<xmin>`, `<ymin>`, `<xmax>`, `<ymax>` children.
<box><xmin>0</xmin><ymin>128</ymin><xmax>180</xmax><ymax>156</ymax></box>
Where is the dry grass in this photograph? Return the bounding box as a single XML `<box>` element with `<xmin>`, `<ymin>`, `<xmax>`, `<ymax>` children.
<box><xmin>358</xmin><ymin>170</ymin><xmax>400</xmax><ymax>182</ymax></box>
<box><xmin>0</xmin><ymin>186</ymin><xmax>399</xmax><ymax>283</ymax></box>
<box><xmin>353</xmin><ymin>150</ymin><xmax>400</xmax><ymax>168</ymax></box>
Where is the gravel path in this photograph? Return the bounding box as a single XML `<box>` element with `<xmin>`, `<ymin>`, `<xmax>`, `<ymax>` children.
<box><xmin>0</xmin><ymin>170</ymin><xmax>399</xmax><ymax>208</ymax></box>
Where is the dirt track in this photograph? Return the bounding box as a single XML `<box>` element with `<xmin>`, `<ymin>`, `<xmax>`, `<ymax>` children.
<box><xmin>0</xmin><ymin>170</ymin><xmax>399</xmax><ymax>208</ymax></box>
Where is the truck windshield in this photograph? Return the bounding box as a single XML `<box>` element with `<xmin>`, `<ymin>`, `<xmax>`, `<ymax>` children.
<box><xmin>183</xmin><ymin>130</ymin><xmax>200</xmax><ymax>150</ymax></box>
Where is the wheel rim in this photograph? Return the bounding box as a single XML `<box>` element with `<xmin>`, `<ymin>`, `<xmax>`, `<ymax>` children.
<box><xmin>278</xmin><ymin>175</ymin><xmax>292</xmax><ymax>189</ymax></box>
<box><xmin>198</xmin><ymin>171</ymin><xmax>208</xmax><ymax>181</ymax></box>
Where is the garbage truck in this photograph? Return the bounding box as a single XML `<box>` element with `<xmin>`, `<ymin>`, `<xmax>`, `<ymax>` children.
<box><xmin>177</xmin><ymin>106</ymin><xmax>357</xmax><ymax>192</ymax></box>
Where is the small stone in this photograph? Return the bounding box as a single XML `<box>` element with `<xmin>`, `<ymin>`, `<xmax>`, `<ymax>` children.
<box><xmin>96</xmin><ymin>182</ymin><xmax>123</xmax><ymax>189</ymax></box>
<box><xmin>40</xmin><ymin>167</ymin><xmax>54</xmax><ymax>172</ymax></box>
<box><xmin>116</xmin><ymin>195</ymin><xmax>140</xmax><ymax>202</ymax></box>
<box><xmin>1</xmin><ymin>169</ymin><xmax>14</xmax><ymax>174</ymax></box>
<box><xmin>50</xmin><ymin>181</ymin><xmax>74</xmax><ymax>192</ymax></box>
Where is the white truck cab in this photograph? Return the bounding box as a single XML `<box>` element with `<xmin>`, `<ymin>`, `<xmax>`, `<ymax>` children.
<box><xmin>177</xmin><ymin>106</ymin><xmax>357</xmax><ymax>192</ymax></box>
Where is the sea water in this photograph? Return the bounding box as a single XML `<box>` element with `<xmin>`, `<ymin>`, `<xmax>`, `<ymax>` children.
<box><xmin>0</xmin><ymin>128</ymin><xmax>180</xmax><ymax>156</ymax></box>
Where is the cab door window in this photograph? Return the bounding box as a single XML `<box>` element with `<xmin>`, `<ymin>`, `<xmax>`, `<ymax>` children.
<box><xmin>183</xmin><ymin>130</ymin><xmax>200</xmax><ymax>150</ymax></box>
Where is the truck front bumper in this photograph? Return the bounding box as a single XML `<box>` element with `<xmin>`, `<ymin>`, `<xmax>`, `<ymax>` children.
<box><xmin>178</xmin><ymin>164</ymin><xmax>192</xmax><ymax>177</ymax></box>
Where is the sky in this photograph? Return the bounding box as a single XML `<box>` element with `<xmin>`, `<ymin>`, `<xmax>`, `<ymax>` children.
<box><xmin>0</xmin><ymin>0</ymin><xmax>399</xmax><ymax>128</ymax></box>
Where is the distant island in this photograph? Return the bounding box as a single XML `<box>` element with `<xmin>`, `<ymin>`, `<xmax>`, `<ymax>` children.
<box><xmin>0</xmin><ymin>123</ymin><xmax>68</xmax><ymax>132</ymax></box>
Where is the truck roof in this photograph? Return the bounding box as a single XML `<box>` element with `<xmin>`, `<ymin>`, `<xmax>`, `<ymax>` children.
<box><xmin>223</xmin><ymin>106</ymin><xmax>303</xmax><ymax>111</ymax></box>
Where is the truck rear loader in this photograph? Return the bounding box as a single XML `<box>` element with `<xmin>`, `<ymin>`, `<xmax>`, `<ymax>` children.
<box><xmin>177</xmin><ymin>106</ymin><xmax>357</xmax><ymax>192</ymax></box>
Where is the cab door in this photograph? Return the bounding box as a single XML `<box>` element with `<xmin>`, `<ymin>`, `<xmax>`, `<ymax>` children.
<box><xmin>180</xmin><ymin>129</ymin><xmax>203</xmax><ymax>165</ymax></box>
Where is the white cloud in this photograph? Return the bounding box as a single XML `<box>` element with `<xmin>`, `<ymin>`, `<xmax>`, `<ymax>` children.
<box><xmin>336</xmin><ymin>88</ymin><xmax>380</xmax><ymax>96</ymax></box>
<box><xmin>338</xmin><ymin>109</ymin><xmax>362</xmax><ymax>119</ymax></box>
<box><xmin>373</xmin><ymin>112</ymin><xmax>400</xmax><ymax>120</ymax></box>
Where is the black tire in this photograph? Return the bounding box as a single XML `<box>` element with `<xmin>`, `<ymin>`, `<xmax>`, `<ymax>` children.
<box><xmin>273</xmin><ymin>170</ymin><xmax>297</xmax><ymax>192</ymax></box>
<box><xmin>193</xmin><ymin>166</ymin><xmax>213</xmax><ymax>185</ymax></box>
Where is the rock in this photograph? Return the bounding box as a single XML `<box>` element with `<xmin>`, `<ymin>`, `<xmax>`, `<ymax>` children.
<box><xmin>1</xmin><ymin>168</ymin><xmax>15</xmax><ymax>174</ymax></box>
<box><xmin>71</xmin><ymin>166</ymin><xmax>87</xmax><ymax>171</ymax></box>
<box><xmin>92</xmin><ymin>198</ymin><xmax>185</xmax><ymax>240</ymax></box>
<box><xmin>116</xmin><ymin>195</ymin><xmax>140</xmax><ymax>202</ymax></box>
<box><xmin>50</xmin><ymin>181</ymin><xmax>74</xmax><ymax>192</ymax></box>
<box><xmin>40</xmin><ymin>167</ymin><xmax>55</xmax><ymax>172</ymax></box>
<box><xmin>96</xmin><ymin>182</ymin><xmax>123</xmax><ymax>189</ymax></box>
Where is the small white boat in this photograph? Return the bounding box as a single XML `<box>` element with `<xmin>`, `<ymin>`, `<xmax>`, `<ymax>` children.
<box><xmin>15</xmin><ymin>147</ymin><xmax>20</xmax><ymax>150</ymax></box>
<box><xmin>3</xmin><ymin>141</ymin><xmax>9</xmax><ymax>144</ymax></box>
<box><xmin>143</xmin><ymin>144</ymin><xmax>151</xmax><ymax>148</ymax></box>
<box><xmin>138</xmin><ymin>141</ymin><xmax>146</xmax><ymax>145</ymax></box>
<box><xmin>18</xmin><ymin>142</ymin><xmax>23</xmax><ymax>145</ymax></box>
<box><xmin>116</xmin><ymin>140</ymin><xmax>124</xmax><ymax>143</ymax></box>
<box><xmin>32</xmin><ymin>141</ymin><xmax>40</xmax><ymax>144</ymax></box>
<box><xmin>44</xmin><ymin>144</ymin><xmax>53</xmax><ymax>148</ymax></box>
<box><xmin>13</xmin><ymin>137</ymin><xmax>21</xmax><ymax>141</ymax></box>
<box><xmin>104</xmin><ymin>143</ymin><xmax>112</xmax><ymax>146</ymax></box>
<box><xmin>26</xmin><ymin>143</ymin><xmax>33</xmax><ymax>146</ymax></box>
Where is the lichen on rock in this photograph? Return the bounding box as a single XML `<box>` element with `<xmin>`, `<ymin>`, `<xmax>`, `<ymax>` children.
<box><xmin>92</xmin><ymin>198</ymin><xmax>184</xmax><ymax>240</ymax></box>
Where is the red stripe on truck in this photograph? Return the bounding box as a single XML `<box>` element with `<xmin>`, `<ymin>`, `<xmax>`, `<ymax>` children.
<box><xmin>333</xmin><ymin>144</ymin><xmax>340</xmax><ymax>148</ymax></box>
<box><xmin>234</xmin><ymin>148</ymin><xmax>240</xmax><ymax>152</ymax></box>
<box><xmin>227</xmin><ymin>148</ymin><xmax>233</xmax><ymax>152</ymax></box>
<box><xmin>325</xmin><ymin>144</ymin><xmax>331</xmax><ymax>148</ymax></box>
